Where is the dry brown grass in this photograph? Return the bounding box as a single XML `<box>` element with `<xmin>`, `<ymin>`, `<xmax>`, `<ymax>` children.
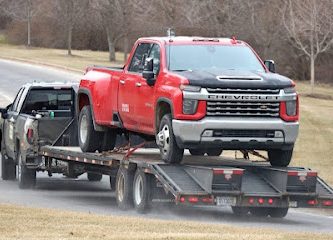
<box><xmin>0</xmin><ymin>204</ymin><xmax>332</xmax><ymax>240</ymax></box>
<box><xmin>0</xmin><ymin>44</ymin><xmax>124</xmax><ymax>72</ymax></box>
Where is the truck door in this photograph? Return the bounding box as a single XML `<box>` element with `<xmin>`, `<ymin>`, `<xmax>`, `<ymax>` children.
<box><xmin>118</xmin><ymin>43</ymin><xmax>152</xmax><ymax>131</ymax></box>
<box><xmin>135</xmin><ymin>44</ymin><xmax>161</xmax><ymax>134</ymax></box>
<box><xmin>3</xmin><ymin>87</ymin><xmax>25</xmax><ymax>159</ymax></box>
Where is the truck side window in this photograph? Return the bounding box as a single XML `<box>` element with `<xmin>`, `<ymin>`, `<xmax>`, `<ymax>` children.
<box><xmin>128</xmin><ymin>43</ymin><xmax>152</xmax><ymax>73</ymax></box>
<box><xmin>148</xmin><ymin>44</ymin><xmax>161</xmax><ymax>75</ymax></box>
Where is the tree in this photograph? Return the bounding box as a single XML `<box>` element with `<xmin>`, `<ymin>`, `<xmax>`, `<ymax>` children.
<box><xmin>282</xmin><ymin>0</ymin><xmax>333</xmax><ymax>93</ymax></box>
<box><xmin>55</xmin><ymin>0</ymin><xmax>88</xmax><ymax>55</ymax></box>
<box><xmin>1</xmin><ymin>0</ymin><xmax>39</xmax><ymax>47</ymax></box>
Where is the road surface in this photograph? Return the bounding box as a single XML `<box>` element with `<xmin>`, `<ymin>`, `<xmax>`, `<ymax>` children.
<box><xmin>0</xmin><ymin>59</ymin><xmax>333</xmax><ymax>233</ymax></box>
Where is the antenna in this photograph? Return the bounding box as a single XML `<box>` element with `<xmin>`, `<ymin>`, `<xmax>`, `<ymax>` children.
<box><xmin>167</xmin><ymin>28</ymin><xmax>175</xmax><ymax>37</ymax></box>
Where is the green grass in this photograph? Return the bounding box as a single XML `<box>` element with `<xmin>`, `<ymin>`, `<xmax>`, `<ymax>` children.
<box><xmin>0</xmin><ymin>204</ymin><xmax>332</xmax><ymax>240</ymax></box>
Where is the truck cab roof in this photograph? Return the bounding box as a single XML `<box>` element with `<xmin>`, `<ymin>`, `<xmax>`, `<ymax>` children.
<box><xmin>137</xmin><ymin>36</ymin><xmax>246</xmax><ymax>46</ymax></box>
<box><xmin>22</xmin><ymin>81</ymin><xmax>78</xmax><ymax>92</ymax></box>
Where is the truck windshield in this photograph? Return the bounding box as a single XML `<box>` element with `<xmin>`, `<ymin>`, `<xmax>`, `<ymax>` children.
<box><xmin>168</xmin><ymin>45</ymin><xmax>265</xmax><ymax>72</ymax></box>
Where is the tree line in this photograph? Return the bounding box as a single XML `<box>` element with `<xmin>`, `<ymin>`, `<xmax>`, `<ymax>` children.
<box><xmin>0</xmin><ymin>0</ymin><xmax>332</xmax><ymax>89</ymax></box>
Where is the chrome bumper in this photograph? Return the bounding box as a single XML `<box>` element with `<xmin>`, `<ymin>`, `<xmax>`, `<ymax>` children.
<box><xmin>172</xmin><ymin>117</ymin><xmax>299</xmax><ymax>148</ymax></box>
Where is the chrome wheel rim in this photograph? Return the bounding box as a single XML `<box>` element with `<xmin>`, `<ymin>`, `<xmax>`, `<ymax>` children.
<box><xmin>134</xmin><ymin>174</ymin><xmax>143</xmax><ymax>205</ymax></box>
<box><xmin>18</xmin><ymin>155</ymin><xmax>22</xmax><ymax>183</ymax></box>
<box><xmin>159</xmin><ymin>124</ymin><xmax>170</xmax><ymax>156</ymax></box>
<box><xmin>80</xmin><ymin>114</ymin><xmax>88</xmax><ymax>144</ymax></box>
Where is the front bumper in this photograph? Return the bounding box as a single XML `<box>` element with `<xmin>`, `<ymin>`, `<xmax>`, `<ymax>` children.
<box><xmin>172</xmin><ymin>117</ymin><xmax>299</xmax><ymax>150</ymax></box>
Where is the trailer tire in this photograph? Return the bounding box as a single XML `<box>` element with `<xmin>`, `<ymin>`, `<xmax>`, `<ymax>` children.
<box><xmin>116</xmin><ymin>166</ymin><xmax>134</xmax><ymax>210</ymax></box>
<box><xmin>87</xmin><ymin>173</ymin><xmax>102</xmax><ymax>181</ymax></box>
<box><xmin>78</xmin><ymin>106</ymin><xmax>102</xmax><ymax>152</ymax></box>
<box><xmin>249</xmin><ymin>207</ymin><xmax>269</xmax><ymax>217</ymax></box>
<box><xmin>133</xmin><ymin>169</ymin><xmax>152</xmax><ymax>213</ymax></box>
<box><xmin>268</xmin><ymin>149</ymin><xmax>293</xmax><ymax>167</ymax></box>
<box><xmin>189</xmin><ymin>149</ymin><xmax>205</xmax><ymax>156</ymax></box>
<box><xmin>269</xmin><ymin>207</ymin><xmax>289</xmax><ymax>218</ymax></box>
<box><xmin>1</xmin><ymin>153</ymin><xmax>16</xmax><ymax>180</ymax></box>
<box><xmin>157</xmin><ymin>114</ymin><xmax>184</xmax><ymax>164</ymax></box>
<box><xmin>206</xmin><ymin>149</ymin><xmax>223</xmax><ymax>156</ymax></box>
<box><xmin>18</xmin><ymin>152</ymin><xmax>36</xmax><ymax>189</ymax></box>
<box><xmin>231</xmin><ymin>207</ymin><xmax>249</xmax><ymax>217</ymax></box>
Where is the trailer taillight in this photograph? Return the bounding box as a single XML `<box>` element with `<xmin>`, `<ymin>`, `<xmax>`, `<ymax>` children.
<box><xmin>258</xmin><ymin>198</ymin><xmax>264</xmax><ymax>204</ymax></box>
<box><xmin>26</xmin><ymin>128</ymin><xmax>34</xmax><ymax>144</ymax></box>
<box><xmin>322</xmin><ymin>200</ymin><xmax>333</xmax><ymax>206</ymax></box>
<box><xmin>248</xmin><ymin>198</ymin><xmax>255</xmax><ymax>204</ymax></box>
<box><xmin>201</xmin><ymin>196</ymin><xmax>214</xmax><ymax>203</ymax></box>
<box><xmin>188</xmin><ymin>197</ymin><xmax>199</xmax><ymax>203</ymax></box>
<box><xmin>307</xmin><ymin>199</ymin><xmax>318</xmax><ymax>206</ymax></box>
<box><xmin>268</xmin><ymin>198</ymin><xmax>274</xmax><ymax>205</ymax></box>
<box><xmin>213</xmin><ymin>169</ymin><xmax>243</xmax><ymax>177</ymax></box>
<box><xmin>180</xmin><ymin>197</ymin><xmax>185</xmax><ymax>203</ymax></box>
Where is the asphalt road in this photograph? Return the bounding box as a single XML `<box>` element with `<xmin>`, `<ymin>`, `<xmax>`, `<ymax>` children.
<box><xmin>0</xmin><ymin>59</ymin><xmax>333</xmax><ymax>233</ymax></box>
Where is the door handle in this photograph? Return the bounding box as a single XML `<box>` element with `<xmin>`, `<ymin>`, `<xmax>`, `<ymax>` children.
<box><xmin>120</xmin><ymin>80</ymin><xmax>125</xmax><ymax>85</ymax></box>
<box><xmin>135</xmin><ymin>82</ymin><xmax>142</xmax><ymax>87</ymax></box>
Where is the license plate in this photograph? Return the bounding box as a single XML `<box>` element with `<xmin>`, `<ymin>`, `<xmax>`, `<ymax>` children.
<box><xmin>289</xmin><ymin>201</ymin><xmax>298</xmax><ymax>207</ymax></box>
<box><xmin>216</xmin><ymin>196</ymin><xmax>237</xmax><ymax>206</ymax></box>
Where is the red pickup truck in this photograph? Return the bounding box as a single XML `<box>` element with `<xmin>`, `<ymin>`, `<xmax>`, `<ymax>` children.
<box><xmin>78</xmin><ymin>36</ymin><xmax>299</xmax><ymax>166</ymax></box>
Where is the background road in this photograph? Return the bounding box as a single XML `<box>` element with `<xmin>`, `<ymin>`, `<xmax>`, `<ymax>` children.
<box><xmin>0</xmin><ymin>59</ymin><xmax>333</xmax><ymax>233</ymax></box>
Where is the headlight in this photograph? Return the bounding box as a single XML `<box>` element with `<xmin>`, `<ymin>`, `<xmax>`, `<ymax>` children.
<box><xmin>283</xmin><ymin>87</ymin><xmax>296</xmax><ymax>94</ymax></box>
<box><xmin>286</xmin><ymin>100</ymin><xmax>297</xmax><ymax>116</ymax></box>
<box><xmin>183</xmin><ymin>99</ymin><xmax>198</xmax><ymax>114</ymax></box>
<box><xmin>180</xmin><ymin>85</ymin><xmax>201</xmax><ymax>92</ymax></box>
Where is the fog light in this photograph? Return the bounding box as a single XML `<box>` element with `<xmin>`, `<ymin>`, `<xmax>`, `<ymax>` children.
<box><xmin>183</xmin><ymin>99</ymin><xmax>198</xmax><ymax>114</ymax></box>
<box><xmin>202</xmin><ymin>130</ymin><xmax>213</xmax><ymax>137</ymax></box>
<box><xmin>274</xmin><ymin>131</ymin><xmax>283</xmax><ymax>138</ymax></box>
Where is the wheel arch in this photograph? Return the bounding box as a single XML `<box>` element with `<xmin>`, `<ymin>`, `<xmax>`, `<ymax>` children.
<box><xmin>155</xmin><ymin>98</ymin><xmax>174</xmax><ymax>134</ymax></box>
<box><xmin>77</xmin><ymin>88</ymin><xmax>106</xmax><ymax>131</ymax></box>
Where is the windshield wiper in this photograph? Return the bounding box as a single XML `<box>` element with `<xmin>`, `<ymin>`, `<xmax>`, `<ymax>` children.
<box><xmin>171</xmin><ymin>69</ymin><xmax>192</xmax><ymax>72</ymax></box>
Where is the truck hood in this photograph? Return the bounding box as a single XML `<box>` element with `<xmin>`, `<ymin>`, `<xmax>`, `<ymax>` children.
<box><xmin>174</xmin><ymin>69</ymin><xmax>293</xmax><ymax>89</ymax></box>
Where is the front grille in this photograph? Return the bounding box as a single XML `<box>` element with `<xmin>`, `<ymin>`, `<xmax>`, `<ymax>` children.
<box><xmin>213</xmin><ymin>129</ymin><xmax>275</xmax><ymax>138</ymax></box>
<box><xmin>207</xmin><ymin>88</ymin><xmax>280</xmax><ymax>94</ymax></box>
<box><xmin>207</xmin><ymin>101</ymin><xmax>280</xmax><ymax>117</ymax></box>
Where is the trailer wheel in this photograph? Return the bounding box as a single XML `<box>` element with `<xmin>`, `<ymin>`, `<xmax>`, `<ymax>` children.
<box><xmin>249</xmin><ymin>207</ymin><xmax>269</xmax><ymax>217</ymax></box>
<box><xmin>78</xmin><ymin>106</ymin><xmax>102</xmax><ymax>152</ymax></box>
<box><xmin>231</xmin><ymin>207</ymin><xmax>249</xmax><ymax>217</ymax></box>
<box><xmin>269</xmin><ymin>208</ymin><xmax>289</xmax><ymax>218</ymax></box>
<box><xmin>189</xmin><ymin>149</ymin><xmax>205</xmax><ymax>156</ymax></box>
<box><xmin>18</xmin><ymin>152</ymin><xmax>36</xmax><ymax>189</ymax></box>
<box><xmin>1</xmin><ymin>153</ymin><xmax>16</xmax><ymax>180</ymax></box>
<box><xmin>87</xmin><ymin>173</ymin><xmax>102</xmax><ymax>181</ymax></box>
<box><xmin>157</xmin><ymin>114</ymin><xmax>184</xmax><ymax>164</ymax></box>
<box><xmin>116</xmin><ymin>166</ymin><xmax>134</xmax><ymax>210</ymax></box>
<box><xmin>133</xmin><ymin>169</ymin><xmax>152</xmax><ymax>213</ymax></box>
<box><xmin>268</xmin><ymin>149</ymin><xmax>293</xmax><ymax>167</ymax></box>
<box><xmin>206</xmin><ymin>149</ymin><xmax>223</xmax><ymax>156</ymax></box>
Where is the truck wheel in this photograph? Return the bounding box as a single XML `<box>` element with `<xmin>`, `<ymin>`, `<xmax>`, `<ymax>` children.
<box><xmin>206</xmin><ymin>148</ymin><xmax>223</xmax><ymax>156</ymax></box>
<box><xmin>268</xmin><ymin>149</ymin><xmax>293</xmax><ymax>167</ymax></box>
<box><xmin>133</xmin><ymin>169</ymin><xmax>152</xmax><ymax>213</ymax></box>
<box><xmin>189</xmin><ymin>149</ymin><xmax>205</xmax><ymax>156</ymax></box>
<box><xmin>1</xmin><ymin>153</ymin><xmax>16</xmax><ymax>180</ymax></box>
<box><xmin>157</xmin><ymin>114</ymin><xmax>184</xmax><ymax>164</ymax></box>
<box><xmin>18</xmin><ymin>152</ymin><xmax>36</xmax><ymax>189</ymax></box>
<box><xmin>78</xmin><ymin>106</ymin><xmax>102</xmax><ymax>152</ymax></box>
<box><xmin>116</xmin><ymin>166</ymin><xmax>134</xmax><ymax>210</ymax></box>
<box><xmin>231</xmin><ymin>206</ymin><xmax>249</xmax><ymax>217</ymax></box>
<box><xmin>249</xmin><ymin>207</ymin><xmax>269</xmax><ymax>217</ymax></box>
<box><xmin>269</xmin><ymin>208</ymin><xmax>289</xmax><ymax>218</ymax></box>
<box><xmin>110</xmin><ymin>175</ymin><xmax>116</xmax><ymax>191</ymax></box>
<box><xmin>87</xmin><ymin>172</ymin><xmax>102</xmax><ymax>181</ymax></box>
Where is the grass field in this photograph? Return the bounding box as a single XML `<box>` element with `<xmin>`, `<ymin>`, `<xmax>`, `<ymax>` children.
<box><xmin>0</xmin><ymin>204</ymin><xmax>332</xmax><ymax>240</ymax></box>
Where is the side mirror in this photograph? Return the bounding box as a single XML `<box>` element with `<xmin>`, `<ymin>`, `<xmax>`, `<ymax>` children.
<box><xmin>264</xmin><ymin>60</ymin><xmax>275</xmax><ymax>73</ymax></box>
<box><xmin>0</xmin><ymin>107</ymin><xmax>7</xmax><ymax>119</ymax></box>
<box><xmin>142</xmin><ymin>58</ymin><xmax>156</xmax><ymax>86</ymax></box>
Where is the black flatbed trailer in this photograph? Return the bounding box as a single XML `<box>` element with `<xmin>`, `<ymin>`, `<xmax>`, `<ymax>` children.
<box><xmin>40</xmin><ymin>146</ymin><xmax>333</xmax><ymax>217</ymax></box>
